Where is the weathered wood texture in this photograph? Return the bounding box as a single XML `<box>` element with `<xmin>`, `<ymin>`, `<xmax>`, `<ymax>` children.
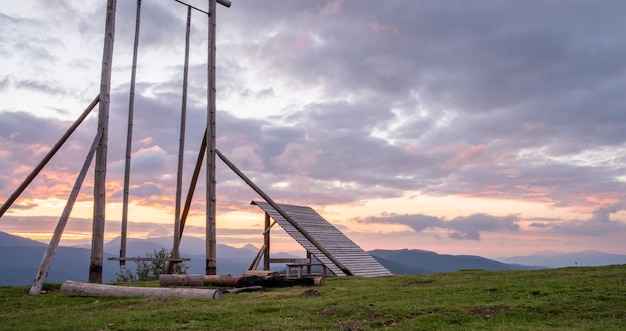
<box><xmin>60</xmin><ymin>280</ymin><xmax>223</xmax><ymax>299</ymax></box>
<box><xmin>159</xmin><ymin>274</ymin><xmax>205</xmax><ymax>287</ymax></box>
<box><xmin>205</xmin><ymin>0</ymin><xmax>217</xmax><ymax>276</ymax></box>
<box><xmin>203</xmin><ymin>275</ymin><xmax>241</xmax><ymax>287</ymax></box>
<box><xmin>216</xmin><ymin>150</ymin><xmax>350</xmax><ymax>275</ymax></box>
<box><xmin>91</xmin><ymin>0</ymin><xmax>117</xmax><ymax>284</ymax></box>
<box><xmin>242</xmin><ymin>270</ymin><xmax>280</xmax><ymax>278</ymax></box>
<box><xmin>252</xmin><ymin>201</ymin><xmax>393</xmax><ymax>277</ymax></box>
<box><xmin>120</xmin><ymin>0</ymin><xmax>142</xmax><ymax>267</ymax></box>
<box><xmin>30</xmin><ymin>131</ymin><xmax>102</xmax><ymax>295</ymax></box>
<box><xmin>167</xmin><ymin>127</ymin><xmax>207</xmax><ymax>274</ymax></box>
<box><xmin>226</xmin><ymin>286</ymin><xmax>263</xmax><ymax>294</ymax></box>
<box><xmin>159</xmin><ymin>274</ymin><xmax>323</xmax><ymax>287</ymax></box>
<box><xmin>173</xmin><ymin>5</ymin><xmax>192</xmax><ymax>266</ymax></box>
<box><xmin>263</xmin><ymin>212</ymin><xmax>271</xmax><ymax>270</ymax></box>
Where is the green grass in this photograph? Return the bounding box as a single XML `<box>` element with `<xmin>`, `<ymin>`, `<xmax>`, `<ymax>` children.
<box><xmin>1</xmin><ymin>265</ymin><xmax>625</xmax><ymax>330</ymax></box>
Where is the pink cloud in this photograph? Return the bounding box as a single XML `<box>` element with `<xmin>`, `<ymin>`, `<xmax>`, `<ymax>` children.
<box><xmin>443</xmin><ymin>144</ymin><xmax>490</xmax><ymax>170</ymax></box>
<box><xmin>276</xmin><ymin>143</ymin><xmax>321</xmax><ymax>172</ymax></box>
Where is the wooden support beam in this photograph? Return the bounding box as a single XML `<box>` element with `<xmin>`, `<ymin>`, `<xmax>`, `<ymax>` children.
<box><xmin>216</xmin><ymin>149</ymin><xmax>353</xmax><ymax>276</ymax></box>
<box><xmin>120</xmin><ymin>0</ymin><xmax>142</xmax><ymax>267</ymax></box>
<box><xmin>248</xmin><ymin>243</ymin><xmax>266</xmax><ymax>271</ymax></box>
<box><xmin>0</xmin><ymin>95</ymin><xmax>99</xmax><ymax>218</ymax></box>
<box><xmin>173</xmin><ymin>5</ymin><xmax>192</xmax><ymax>266</ymax></box>
<box><xmin>107</xmin><ymin>257</ymin><xmax>190</xmax><ymax>262</ymax></box>
<box><xmin>205</xmin><ymin>0</ymin><xmax>217</xmax><ymax>276</ymax></box>
<box><xmin>263</xmin><ymin>212</ymin><xmax>271</xmax><ymax>270</ymax></box>
<box><xmin>180</xmin><ymin>128</ymin><xmax>206</xmax><ymax>234</ymax></box>
<box><xmin>167</xmin><ymin>127</ymin><xmax>207</xmax><ymax>274</ymax></box>
<box><xmin>268</xmin><ymin>258</ymin><xmax>311</xmax><ymax>264</ymax></box>
<box><xmin>90</xmin><ymin>0</ymin><xmax>116</xmax><ymax>284</ymax></box>
<box><xmin>29</xmin><ymin>130</ymin><xmax>102</xmax><ymax>295</ymax></box>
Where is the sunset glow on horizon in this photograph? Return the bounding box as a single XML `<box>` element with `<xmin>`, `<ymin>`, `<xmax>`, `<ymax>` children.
<box><xmin>1</xmin><ymin>0</ymin><xmax>625</xmax><ymax>259</ymax></box>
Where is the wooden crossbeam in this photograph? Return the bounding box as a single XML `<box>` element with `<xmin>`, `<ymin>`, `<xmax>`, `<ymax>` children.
<box><xmin>107</xmin><ymin>257</ymin><xmax>191</xmax><ymax>262</ymax></box>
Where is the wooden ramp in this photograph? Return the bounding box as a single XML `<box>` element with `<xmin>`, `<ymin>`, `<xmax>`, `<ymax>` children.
<box><xmin>252</xmin><ymin>201</ymin><xmax>392</xmax><ymax>277</ymax></box>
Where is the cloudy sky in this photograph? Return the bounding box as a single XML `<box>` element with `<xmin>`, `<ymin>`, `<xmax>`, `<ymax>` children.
<box><xmin>1</xmin><ymin>0</ymin><xmax>625</xmax><ymax>258</ymax></box>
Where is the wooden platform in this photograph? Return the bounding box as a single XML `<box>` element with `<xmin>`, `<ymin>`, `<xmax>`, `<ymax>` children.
<box><xmin>252</xmin><ymin>201</ymin><xmax>392</xmax><ymax>277</ymax></box>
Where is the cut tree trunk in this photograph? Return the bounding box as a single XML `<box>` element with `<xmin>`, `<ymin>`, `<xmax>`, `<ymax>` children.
<box><xmin>159</xmin><ymin>274</ymin><xmax>323</xmax><ymax>288</ymax></box>
<box><xmin>60</xmin><ymin>280</ymin><xmax>222</xmax><ymax>299</ymax></box>
<box><xmin>242</xmin><ymin>270</ymin><xmax>279</xmax><ymax>278</ymax></box>
<box><xmin>158</xmin><ymin>274</ymin><xmax>205</xmax><ymax>287</ymax></box>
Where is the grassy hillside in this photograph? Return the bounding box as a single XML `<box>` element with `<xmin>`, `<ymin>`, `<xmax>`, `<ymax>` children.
<box><xmin>1</xmin><ymin>265</ymin><xmax>625</xmax><ymax>330</ymax></box>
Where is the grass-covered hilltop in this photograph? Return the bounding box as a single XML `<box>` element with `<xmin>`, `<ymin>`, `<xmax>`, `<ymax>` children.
<box><xmin>1</xmin><ymin>265</ymin><xmax>625</xmax><ymax>330</ymax></box>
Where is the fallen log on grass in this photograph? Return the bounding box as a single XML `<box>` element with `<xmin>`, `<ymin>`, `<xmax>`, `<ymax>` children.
<box><xmin>226</xmin><ymin>286</ymin><xmax>264</xmax><ymax>294</ymax></box>
<box><xmin>159</xmin><ymin>274</ymin><xmax>324</xmax><ymax>288</ymax></box>
<box><xmin>159</xmin><ymin>274</ymin><xmax>244</xmax><ymax>287</ymax></box>
<box><xmin>242</xmin><ymin>270</ymin><xmax>280</xmax><ymax>278</ymax></box>
<box><xmin>60</xmin><ymin>280</ymin><xmax>223</xmax><ymax>299</ymax></box>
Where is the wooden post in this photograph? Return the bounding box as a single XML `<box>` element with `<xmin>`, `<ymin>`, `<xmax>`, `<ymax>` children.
<box><xmin>306</xmin><ymin>251</ymin><xmax>312</xmax><ymax>275</ymax></box>
<box><xmin>173</xmin><ymin>5</ymin><xmax>192</xmax><ymax>266</ymax></box>
<box><xmin>29</xmin><ymin>130</ymin><xmax>102</xmax><ymax>295</ymax></box>
<box><xmin>167</xmin><ymin>128</ymin><xmax>206</xmax><ymax>273</ymax></box>
<box><xmin>61</xmin><ymin>280</ymin><xmax>223</xmax><ymax>299</ymax></box>
<box><xmin>263</xmin><ymin>212</ymin><xmax>271</xmax><ymax>270</ymax></box>
<box><xmin>0</xmin><ymin>96</ymin><xmax>99</xmax><ymax>218</ymax></box>
<box><xmin>120</xmin><ymin>0</ymin><xmax>142</xmax><ymax>267</ymax></box>
<box><xmin>90</xmin><ymin>0</ymin><xmax>116</xmax><ymax>284</ymax></box>
<box><xmin>205</xmin><ymin>0</ymin><xmax>217</xmax><ymax>275</ymax></box>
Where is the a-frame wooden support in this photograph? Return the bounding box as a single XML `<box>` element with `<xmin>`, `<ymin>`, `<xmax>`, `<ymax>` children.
<box><xmin>251</xmin><ymin>201</ymin><xmax>393</xmax><ymax>277</ymax></box>
<box><xmin>247</xmin><ymin>212</ymin><xmax>329</xmax><ymax>277</ymax></box>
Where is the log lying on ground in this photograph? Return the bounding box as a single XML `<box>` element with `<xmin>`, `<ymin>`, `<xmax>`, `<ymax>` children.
<box><xmin>295</xmin><ymin>276</ymin><xmax>324</xmax><ymax>286</ymax></box>
<box><xmin>205</xmin><ymin>275</ymin><xmax>324</xmax><ymax>287</ymax></box>
<box><xmin>158</xmin><ymin>274</ymin><xmax>206</xmax><ymax>286</ymax></box>
<box><xmin>242</xmin><ymin>270</ymin><xmax>279</xmax><ymax>278</ymax></box>
<box><xmin>204</xmin><ymin>275</ymin><xmax>243</xmax><ymax>287</ymax></box>
<box><xmin>159</xmin><ymin>274</ymin><xmax>324</xmax><ymax>288</ymax></box>
<box><xmin>226</xmin><ymin>286</ymin><xmax>264</xmax><ymax>294</ymax></box>
<box><xmin>60</xmin><ymin>280</ymin><xmax>223</xmax><ymax>299</ymax></box>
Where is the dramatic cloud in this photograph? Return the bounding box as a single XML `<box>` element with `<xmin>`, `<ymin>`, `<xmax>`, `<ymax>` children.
<box><xmin>359</xmin><ymin>213</ymin><xmax>520</xmax><ymax>241</ymax></box>
<box><xmin>1</xmin><ymin>0</ymin><xmax>626</xmax><ymax>255</ymax></box>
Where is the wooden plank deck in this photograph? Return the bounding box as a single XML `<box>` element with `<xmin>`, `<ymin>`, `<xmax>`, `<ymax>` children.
<box><xmin>252</xmin><ymin>201</ymin><xmax>392</xmax><ymax>277</ymax></box>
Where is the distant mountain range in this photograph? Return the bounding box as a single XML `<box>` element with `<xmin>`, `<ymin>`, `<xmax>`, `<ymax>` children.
<box><xmin>1</xmin><ymin>231</ymin><xmax>624</xmax><ymax>286</ymax></box>
<box><xmin>368</xmin><ymin>249</ymin><xmax>541</xmax><ymax>274</ymax></box>
<box><xmin>0</xmin><ymin>231</ymin><xmax>117</xmax><ymax>285</ymax></box>
<box><xmin>0</xmin><ymin>232</ymin><xmax>262</xmax><ymax>286</ymax></box>
<box><xmin>497</xmin><ymin>250</ymin><xmax>626</xmax><ymax>268</ymax></box>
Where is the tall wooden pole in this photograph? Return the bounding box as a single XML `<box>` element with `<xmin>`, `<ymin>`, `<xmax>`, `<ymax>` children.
<box><xmin>205</xmin><ymin>0</ymin><xmax>217</xmax><ymax>275</ymax></box>
<box><xmin>121</xmin><ymin>0</ymin><xmax>142</xmax><ymax>266</ymax></box>
<box><xmin>173</xmin><ymin>6</ymin><xmax>192</xmax><ymax>264</ymax></box>
<box><xmin>90</xmin><ymin>0</ymin><xmax>116</xmax><ymax>283</ymax></box>
<box><xmin>263</xmin><ymin>212</ymin><xmax>271</xmax><ymax>270</ymax></box>
<box><xmin>167</xmin><ymin>127</ymin><xmax>207</xmax><ymax>273</ymax></box>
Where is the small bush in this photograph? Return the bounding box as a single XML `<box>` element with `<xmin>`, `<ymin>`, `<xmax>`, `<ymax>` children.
<box><xmin>116</xmin><ymin>248</ymin><xmax>189</xmax><ymax>282</ymax></box>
